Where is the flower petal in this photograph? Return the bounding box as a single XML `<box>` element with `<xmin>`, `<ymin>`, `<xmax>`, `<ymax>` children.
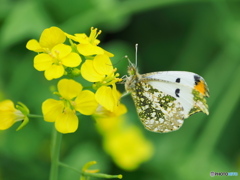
<box><xmin>0</xmin><ymin>99</ymin><xmax>15</xmax><ymax>111</ymax></box>
<box><xmin>93</xmin><ymin>54</ymin><xmax>113</xmax><ymax>75</ymax></box>
<box><xmin>26</xmin><ymin>39</ymin><xmax>44</xmax><ymax>52</ymax></box>
<box><xmin>73</xmin><ymin>33</ymin><xmax>89</xmax><ymax>43</ymax></box>
<box><xmin>104</xmin><ymin>50</ymin><xmax>114</xmax><ymax>57</ymax></box>
<box><xmin>65</xmin><ymin>33</ymin><xmax>79</xmax><ymax>42</ymax></box>
<box><xmin>111</xmin><ymin>84</ymin><xmax>121</xmax><ymax>109</ymax></box>
<box><xmin>81</xmin><ymin>60</ymin><xmax>104</xmax><ymax>82</ymax></box>
<box><xmin>0</xmin><ymin>100</ymin><xmax>18</xmax><ymax>130</ymax></box>
<box><xmin>62</xmin><ymin>52</ymin><xmax>82</xmax><ymax>67</ymax></box>
<box><xmin>95</xmin><ymin>86</ymin><xmax>116</xmax><ymax>112</ymax></box>
<box><xmin>95</xmin><ymin>103</ymin><xmax>127</xmax><ymax>118</ymax></box>
<box><xmin>51</xmin><ymin>44</ymin><xmax>72</xmax><ymax>59</ymax></box>
<box><xmin>44</xmin><ymin>64</ymin><xmax>64</xmax><ymax>80</ymax></box>
<box><xmin>0</xmin><ymin>111</ymin><xmax>16</xmax><ymax>130</ymax></box>
<box><xmin>77</xmin><ymin>44</ymin><xmax>104</xmax><ymax>56</ymax></box>
<box><xmin>42</xmin><ymin>99</ymin><xmax>64</xmax><ymax>122</ymax></box>
<box><xmin>55</xmin><ymin>109</ymin><xmax>78</xmax><ymax>134</ymax></box>
<box><xmin>58</xmin><ymin>79</ymin><xmax>82</xmax><ymax>100</ymax></box>
<box><xmin>39</xmin><ymin>27</ymin><xmax>66</xmax><ymax>50</ymax></box>
<box><xmin>75</xmin><ymin>90</ymin><xmax>98</xmax><ymax>115</ymax></box>
<box><xmin>34</xmin><ymin>54</ymin><xmax>53</xmax><ymax>71</ymax></box>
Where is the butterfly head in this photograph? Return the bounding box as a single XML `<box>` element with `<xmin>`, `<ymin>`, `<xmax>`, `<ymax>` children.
<box><xmin>124</xmin><ymin>56</ymin><xmax>140</xmax><ymax>92</ymax></box>
<box><xmin>127</xmin><ymin>60</ymin><xmax>137</xmax><ymax>75</ymax></box>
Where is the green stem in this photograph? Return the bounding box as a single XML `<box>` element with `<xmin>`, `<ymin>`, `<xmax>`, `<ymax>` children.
<box><xmin>49</xmin><ymin>127</ymin><xmax>62</xmax><ymax>180</ymax></box>
<box><xmin>27</xmin><ymin>114</ymin><xmax>43</xmax><ymax>118</ymax></box>
<box><xmin>82</xmin><ymin>172</ymin><xmax>122</xmax><ymax>179</ymax></box>
<box><xmin>59</xmin><ymin>162</ymin><xmax>81</xmax><ymax>174</ymax></box>
<box><xmin>59</xmin><ymin>162</ymin><xmax>122</xmax><ymax>179</ymax></box>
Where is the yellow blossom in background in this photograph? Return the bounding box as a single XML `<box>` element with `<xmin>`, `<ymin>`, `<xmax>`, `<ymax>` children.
<box><xmin>103</xmin><ymin>125</ymin><xmax>153</xmax><ymax>171</ymax></box>
<box><xmin>95</xmin><ymin>103</ymin><xmax>127</xmax><ymax>133</ymax></box>
<box><xmin>0</xmin><ymin>100</ymin><xmax>25</xmax><ymax>130</ymax></box>
<box><xmin>33</xmin><ymin>44</ymin><xmax>81</xmax><ymax>80</ymax></box>
<box><xmin>65</xmin><ymin>27</ymin><xmax>114</xmax><ymax>57</ymax></box>
<box><xmin>96</xmin><ymin>95</ymin><xmax>126</xmax><ymax>121</ymax></box>
<box><xmin>42</xmin><ymin>79</ymin><xmax>98</xmax><ymax>133</ymax></box>
<box><xmin>81</xmin><ymin>54</ymin><xmax>121</xmax><ymax>111</ymax></box>
<box><xmin>26</xmin><ymin>26</ymin><xmax>66</xmax><ymax>53</ymax></box>
<box><xmin>94</xmin><ymin>104</ymin><xmax>153</xmax><ymax>171</ymax></box>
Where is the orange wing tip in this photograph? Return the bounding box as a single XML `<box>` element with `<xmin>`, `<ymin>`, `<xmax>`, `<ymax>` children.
<box><xmin>194</xmin><ymin>80</ymin><xmax>209</xmax><ymax>97</ymax></box>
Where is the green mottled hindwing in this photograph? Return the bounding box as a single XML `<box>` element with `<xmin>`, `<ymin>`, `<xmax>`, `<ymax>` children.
<box><xmin>130</xmin><ymin>81</ymin><xmax>185</xmax><ymax>133</ymax></box>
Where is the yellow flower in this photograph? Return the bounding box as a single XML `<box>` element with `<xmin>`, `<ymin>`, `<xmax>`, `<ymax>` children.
<box><xmin>95</xmin><ymin>100</ymin><xmax>127</xmax><ymax>118</ymax></box>
<box><xmin>66</xmin><ymin>27</ymin><xmax>113</xmax><ymax>57</ymax></box>
<box><xmin>26</xmin><ymin>26</ymin><xmax>66</xmax><ymax>53</ymax></box>
<box><xmin>81</xmin><ymin>54</ymin><xmax>121</xmax><ymax>112</ymax></box>
<box><xmin>34</xmin><ymin>44</ymin><xmax>82</xmax><ymax>80</ymax></box>
<box><xmin>42</xmin><ymin>79</ymin><xmax>98</xmax><ymax>133</ymax></box>
<box><xmin>26</xmin><ymin>26</ymin><xmax>81</xmax><ymax>80</ymax></box>
<box><xmin>81</xmin><ymin>54</ymin><xmax>114</xmax><ymax>81</ymax></box>
<box><xmin>95</xmin><ymin>85</ymin><xmax>120</xmax><ymax>112</ymax></box>
<box><xmin>95</xmin><ymin>103</ymin><xmax>127</xmax><ymax>133</ymax></box>
<box><xmin>103</xmin><ymin>126</ymin><xmax>153</xmax><ymax>171</ymax></box>
<box><xmin>0</xmin><ymin>100</ymin><xmax>25</xmax><ymax>130</ymax></box>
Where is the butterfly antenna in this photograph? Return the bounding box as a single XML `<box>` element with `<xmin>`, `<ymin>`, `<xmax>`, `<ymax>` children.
<box><xmin>125</xmin><ymin>55</ymin><xmax>134</xmax><ymax>67</ymax></box>
<box><xmin>135</xmin><ymin>43</ymin><xmax>138</xmax><ymax>67</ymax></box>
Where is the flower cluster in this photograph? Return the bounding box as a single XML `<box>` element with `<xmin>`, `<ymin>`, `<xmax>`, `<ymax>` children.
<box><xmin>42</xmin><ymin>79</ymin><xmax>98</xmax><ymax>133</ymax></box>
<box><xmin>1</xmin><ymin>26</ymin><xmax>121</xmax><ymax>133</ymax></box>
<box><xmin>0</xmin><ymin>27</ymin><xmax>153</xmax><ymax>171</ymax></box>
<box><xmin>27</xmin><ymin>26</ymin><xmax>122</xmax><ymax>133</ymax></box>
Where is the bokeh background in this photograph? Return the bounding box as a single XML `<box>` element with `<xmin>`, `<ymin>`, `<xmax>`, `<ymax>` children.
<box><xmin>0</xmin><ymin>0</ymin><xmax>240</xmax><ymax>180</ymax></box>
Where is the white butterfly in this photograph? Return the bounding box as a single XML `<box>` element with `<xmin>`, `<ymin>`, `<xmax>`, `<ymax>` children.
<box><xmin>124</xmin><ymin>46</ymin><xmax>209</xmax><ymax>133</ymax></box>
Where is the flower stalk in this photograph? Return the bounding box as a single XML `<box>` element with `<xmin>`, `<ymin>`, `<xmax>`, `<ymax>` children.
<box><xmin>50</xmin><ymin>127</ymin><xmax>62</xmax><ymax>180</ymax></box>
<box><xmin>81</xmin><ymin>172</ymin><xmax>122</xmax><ymax>179</ymax></box>
<box><xmin>80</xmin><ymin>161</ymin><xmax>122</xmax><ymax>180</ymax></box>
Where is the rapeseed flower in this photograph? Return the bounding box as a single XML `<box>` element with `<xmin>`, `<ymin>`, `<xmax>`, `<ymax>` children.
<box><xmin>66</xmin><ymin>27</ymin><xmax>113</xmax><ymax>57</ymax></box>
<box><xmin>0</xmin><ymin>100</ymin><xmax>29</xmax><ymax>130</ymax></box>
<box><xmin>42</xmin><ymin>79</ymin><xmax>98</xmax><ymax>133</ymax></box>
<box><xmin>81</xmin><ymin>54</ymin><xmax>121</xmax><ymax>112</ymax></box>
<box><xmin>103</xmin><ymin>125</ymin><xmax>153</xmax><ymax>171</ymax></box>
<box><xmin>95</xmin><ymin>103</ymin><xmax>127</xmax><ymax>133</ymax></box>
<box><xmin>33</xmin><ymin>44</ymin><xmax>81</xmax><ymax>80</ymax></box>
<box><xmin>26</xmin><ymin>26</ymin><xmax>66</xmax><ymax>53</ymax></box>
<box><xmin>27</xmin><ymin>27</ymin><xmax>81</xmax><ymax>80</ymax></box>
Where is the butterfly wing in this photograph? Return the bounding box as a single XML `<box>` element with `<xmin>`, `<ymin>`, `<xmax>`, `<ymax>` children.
<box><xmin>142</xmin><ymin>71</ymin><xmax>209</xmax><ymax>115</ymax></box>
<box><xmin>128</xmin><ymin>71</ymin><xmax>209</xmax><ymax>133</ymax></box>
<box><xmin>130</xmin><ymin>81</ymin><xmax>185</xmax><ymax>133</ymax></box>
<box><xmin>142</xmin><ymin>71</ymin><xmax>209</xmax><ymax>96</ymax></box>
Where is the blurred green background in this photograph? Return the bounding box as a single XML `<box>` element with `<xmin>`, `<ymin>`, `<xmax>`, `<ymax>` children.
<box><xmin>0</xmin><ymin>0</ymin><xmax>240</xmax><ymax>180</ymax></box>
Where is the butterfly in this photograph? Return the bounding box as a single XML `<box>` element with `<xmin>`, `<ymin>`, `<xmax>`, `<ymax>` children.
<box><xmin>124</xmin><ymin>46</ymin><xmax>209</xmax><ymax>133</ymax></box>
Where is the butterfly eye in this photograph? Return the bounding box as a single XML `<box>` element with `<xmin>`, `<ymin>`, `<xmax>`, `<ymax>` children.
<box><xmin>127</xmin><ymin>66</ymin><xmax>135</xmax><ymax>76</ymax></box>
